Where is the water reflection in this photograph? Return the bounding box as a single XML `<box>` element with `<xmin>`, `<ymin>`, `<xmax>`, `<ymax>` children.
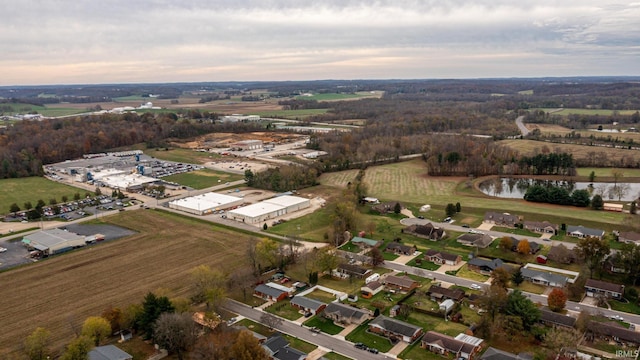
<box><xmin>478</xmin><ymin>178</ymin><xmax>640</xmax><ymax>202</ymax></box>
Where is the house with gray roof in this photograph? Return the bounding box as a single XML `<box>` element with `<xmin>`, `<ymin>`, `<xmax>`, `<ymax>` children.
<box><xmin>586</xmin><ymin>322</ymin><xmax>640</xmax><ymax>346</ymax></box>
<box><xmin>521</xmin><ymin>268</ymin><xmax>568</xmax><ymax>287</ymax></box>
<box><xmin>480</xmin><ymin>347</ymin><xmax>533</xmax><ymax>360</ymax></box>
<box><xmin>290</xmin><ymin>296</ymin><xmax>326</xmax><ymax>315</ymax></box>
<box><xmin>421</xmin><ymin>331</ymin><xmax>484</xmax><ymax>360</ymax></box>
<box><xmin>384</xmin><ymin>274</ymin><xmax>419</xmax><ymax>292</ymax></box>
<box><xmin>262</xmin><ymin>333</ymin><xmax>306</xmax><ymax>360</ymax></box>
<box><xmin>540</xmin><ymin>308</ymin><xmax>576</xmax><ymax>328</ymax></box>
<box><xmin>457</xmin><ymin>233</ymin><xmax>493</xmax><ymax>248</ymax></box>
<box><xmin>567</xmin><ymin>225</ymin><xmax>605</xmax><ymax>240</ymax></box>
<box><xmin>523</xmin><ymin>220</ymin><xmax>558</xmax><ymax>234</ymax></box>
<box><xmin>619</xmin><ymin>231</ymin><xmax>640</xmax><ymax>245</ymax></box>
<box><xmin>350</xmin><ymin>236</ymin><xmax>381</xmax><ymax>249</ymax></box>
<box><xmin>585</xmin><ymin>278</ymin><xmax>624</xmax><ymax>300</ymax></box>
<box><xmin>369</xmin><ymin>315</ymin><xmax>423</xmax><ymax>343</ymax></box>
<box><xmin>404</xmin><ymin>223</ymin><xmax>446</xmax><ymax>240</ymax></box>
<box><xmin>254</xmin><ymin>283</ymin><xmax>290</xmax><ymax>302</ymax></box>
<box><xmin>322</xmin><ymin>302</ymin><xmax>369</xmax><ymax>325</ymax></box>
<box><xmin>467</xmin><ymin>258</ymin><xmax>504</xmax><ymax>274</ymax></box>
<box><xmin>385</xmin><ymin>242</ymin><xmax>415</xmax><ymax>255</ymax></box>
<box><xmin>424</xmin><ymin>249</ymin><xmax>462</xmax><ymax>266</ymax></box>
<box><xmin>484</xmin><ymin>212</ymin><xmax>519</xmax><ymax>227</ymax></box>
<box><xmin>89</xmin><ymin>345</ymin><xmax>132</xmax><ymax>360</ymax></box>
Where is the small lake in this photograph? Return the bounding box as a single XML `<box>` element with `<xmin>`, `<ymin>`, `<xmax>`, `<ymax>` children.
<box><xmin>478</xmin><ymin>178</ymin><xmax>640</xmax><ymax>202</ymax></box>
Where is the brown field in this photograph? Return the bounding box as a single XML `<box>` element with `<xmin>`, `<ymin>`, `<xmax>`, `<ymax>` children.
<box><xmin>0</xmin><ymin>210</ymin><xmax>252</xmax><ymax>357</ymax></box>
<box><xmin>318</xmin><ymin>170</ymin><xmax>360</xmax><ymax>188</ymax></box>
<box><xmin>525</xmin><ymin>123</ymin><xmax>640</xmax><ymax>142</ymax></box>
<box><xmin>498</xmin><ymin>139</ymin><xmax>640</xmax><ymax>165</ymax></box>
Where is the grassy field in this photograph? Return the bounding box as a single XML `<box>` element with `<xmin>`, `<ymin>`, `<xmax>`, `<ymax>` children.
<box><xmin>0</xmin><ymin>209</ymin><xmax>254</xmax><ymax>357</ymax></box>
<box><xmin>524</xmin><ymin>123</ymin><xmax>640</xmax><ymax>142</ymax></box>
<box><xmin>162</xmin><ymin>169</ymin><xmax>243</xmax><ymax>189</ymax></box>
<box><xmin>318</xmin><ymin>170</ymin><xmax>360</xmax><ymax>188</ymax></box>
<box><xmin>144</xmin><ymin>147</ymin><xmax>220</xmax><ymax>164</ymax></box>
<box><xmin>0</xmin><ymin>102</ymin><xmax>87</xmax><ymax>117</ymax></box>
<box><xmin>0</xmin><ymin>177</ymin><xmax>88</xmax><ymax>215</ymax></box>
<box><xmin>576</xmin><ymin>167</ymin><xmax>640</xmax><ymax>178</ymax></box>
<box><xmin>295</xmin><ymin>92</ymin><xmax>377</xmax><ymax>101</ymax></box>
<box><xmin>253</xmin><ymin>109</ymin><xmax>330</xmax><ymax>118</ymax></box>
<box><xmin>498</xmin><ymin>139</ymin><xmax>640</xmax><ymax>166</ymax></box>
<box><xmin>534</xmin><ymin>108</ymin><xmax>639</xmax><ymax>116</ymax></box>
<box><xmin>303</xmin><ymin>315</ymin><xmax>344</xmax><ymax>335</ymax></box>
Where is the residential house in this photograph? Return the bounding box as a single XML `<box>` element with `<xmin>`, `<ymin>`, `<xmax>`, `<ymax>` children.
<box><xmin>566</xmin><ymin>225</ymin><xmax>605</xmax><ymax>240</ymax></box>
<box><xmin>483</xmin><ymin>212</ymin><xmax>519</xmax><ymax>227</ymax></box>
<box><xmin>254</xmin><ymin>283</ymin><xmax>290</xmax><ymax>302</ymax></box>
<box><xmin>618</xmin><ymin>231</ymin><xmax>640</xmax><ymax>245</ymax></box>
<box><xmin>88</xmin><ymin>345</ymin><xmax>133</xmax><ymax>360</ymax></box>
<box><xmin>421</xmin><ymin>331</ymin><xmax>484</xmax><ymax>360</ymax></box>
<box><xmin>336</xmin><ymin>263</ymin><xmax>371</xmax><ymax>279</ymax></box>
<box><xmin>604</xmin><ymin>254</ymin><xmax>627</xmax><ymax>274</ymax></box>
<box><xmin>467</xmin><ymin>258</ymin><xmax>504</xmax><ymax>274</ymax></box>
<box><xmin>424</xmin><ymin>249</ymin><xmax>462</xmax><ymax>266</ymax></box>
<box><xmin>369</xmin><ymin>315</ymin><xmax>423</xmax><ymax>343</ymax></box>
<box><xmin>457</xmin><ymin>234</ymin><xmax>493</xmax><ymax>249</ymax></box>
<box><xmin>384</xmin><ymin>274</ymin><xmax>419</xmax><ymax>292</ymax></box>
<box><xmin>584</xmin><ymin>279</ymin><xmax>624</xmax><ymax>300</ymax></box>
<box><xmin>404</xmin><ymin>223</ymin><xmax>446</xmax><ymax>241</ymax></box>
<box><xmin>385</xmin><ymin>242</ymin><xmax>415</xmax><ymax>256</ymax></box>
<box><xmin>361</xmin><ymin>281</ymin><xmax>384</xmax><ymax>298</ymax></box>
<box><xmin>290</xmin><ymin>296</ymin><xmax>326</xmax><ymax>316</ymax></box>
<box><xmin>322</xmin><ymin>302</ymin><xmax>369</xmax><ymax>325</ymax></box>
<box><xmin>350</xmin><ymin>236</ymin><xmax>382</xmax><ymax>249</ymax></box>
<box><xmin>262</xmin><ymin>333</ymin><xmax>307</xmax><ymax>360</ymax></box>
<box><xmin>372</xmin><ymin>201</ymin><xmax>403</xmax><ymax>214</ymax></box>
<box><xmin>521</xmin><ymin>268</ymin><xmax>568</xmax><ymax>288</ymax></box>
<box><xmin>427</xmin><ymin>285</ymin><xmax>465</xmax><ymax>302</ymax></box>
<box><xmin>539</xmin><ymin>308</ymin><xmax>576</xmax><ymax>328</ymax></box>
<box><xmin>480</xmin><ymin>347</ymin><xmax>533</xmax><ymax>360</ymax></box>
<box><xmin>508</xmin><ymin>237</ymin><xmax>540</xmax><ymax>254</ymax></box>
<box><xmin>522</xmin><ymin>220</ymin><xmax>558</xmax><ymax>234</ymax></box>
<box><xmin>547</xmin><ymin>245</ymin><xmax>577</xmax><ymax>264</ymax></box>
<box><xmin>586</xmin><ymin>322</ymin><xmax>640</xmax><ymax>346</ymax></box>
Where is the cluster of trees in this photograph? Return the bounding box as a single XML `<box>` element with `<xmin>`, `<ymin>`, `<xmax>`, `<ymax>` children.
<box><xmin>517</xmin><ymin>153</ymin><xmax>575</xmax><ymax>176</ymax></box>
<box><xmin>524</xmin><ymin>186</ymin><xmax>591</xmax><ymax>207</ymax></box>
<box><xmin>244</xmin><ymin>165</ymin><xmax>320</xmax><ymax>192</ymax></box>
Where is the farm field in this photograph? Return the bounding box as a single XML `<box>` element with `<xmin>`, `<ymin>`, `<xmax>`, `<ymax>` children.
<box><xmin>0</xmin><ymin>209</ymin><xmax>252</xmax><ymax>357</ymax></box>
<box><xmin>524</xmin><ymin>123</ymin><xmax>640</xmax><ymax>141</ymax></box>
<box><xmin>534</xmin><ymin>108</ymin><xmax>639</xmax><ymax>116</ymax></box>
<box><xmin>498</xmin><ymin>139</ymin><xmax>640</xmax><ymax>165</ymax></box>
<box><xmin>0</xmin><ymin>102</ymin><xmax>87</xmax><ymax>117</ymax></box>
<box><xmin>162</xmin><ymin>168</ymin><xmax>243</xmax><ymax>189</ymax></box>
<box><xmin>253</xmin><ymin>108</ymin><xmax>330</xmax><ymax>118</ymax></box>
<box><xmin>143</xmin><ymin>147</ymin><xmax>218</xmax><ymax>164</ymax></box>
<box><xmin>576</xmin><ymin>167</ymin><xmax>640</xmax><ymax>178</ymax></box>
<box><xmin>0</xmin><ymin>177</ymin><xmax>86</xmax><ymax>216</ymax></box>
<box><xmin>318</xmin><ymin>170</ymin><xmax>360</xmax><ymax>188</ymax></box>
<box><xmin>295</xmin><ymin>91</ymin><xmax>382</xmax><ymax>101</ymax></box>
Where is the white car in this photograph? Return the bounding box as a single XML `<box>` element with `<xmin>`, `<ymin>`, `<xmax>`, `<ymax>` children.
<box><xmin>0</xmin><ymin>247</ymin><xmax>7</xmax><ymax>253</ymax></box>
<box><xmin>610</xmin><ymin>315</ymin><xmax>624</xmax><ymax>321</ymax></box>
<box><xmin>470</xmin><ymin>284</ymin><xmax>482</xmax><ymax>290</ymax></box>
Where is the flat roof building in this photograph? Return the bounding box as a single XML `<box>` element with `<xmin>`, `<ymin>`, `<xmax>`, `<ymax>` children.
<box><xmin>22</xmin><ymin>229</ymin><xmax>87</xmax><ymax>255</ymax></box>
<box><xmin>169</xmin><ymin>193</ymin><xmax>244</xmax><ymax>215</ymax></box>
<box><xmin>227</xmin><ymin>195</ymin><xmax>310</xmax><ymax>224</ymax></box>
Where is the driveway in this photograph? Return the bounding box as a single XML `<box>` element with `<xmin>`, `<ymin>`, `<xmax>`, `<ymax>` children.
<box><xmin>477</xmin><ymin>222</ymin><xmax>494</xmax><ymax>231</ymax></box>
<box><xmin>435</xmin><ymin>261</ymin><xmax>466</xmax><ymax>274</ymax></box>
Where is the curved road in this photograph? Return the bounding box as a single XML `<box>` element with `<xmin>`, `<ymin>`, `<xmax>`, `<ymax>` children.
<box><xmin>515</xmin><ymin>115</ymin><xmax>529</xmax><ymax>136</ymax></box>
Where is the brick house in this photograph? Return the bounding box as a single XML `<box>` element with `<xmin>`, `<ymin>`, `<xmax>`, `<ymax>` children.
<box><xmin>522</xmin><ymin>220</ymin><xmax>558</xmax><ymax>234</ymax></box>
<box><xmin>369</xmin><ymin>315</ymin><xmax>423</xmax><ymax>343</ymax></box>
<box><xmin>404</xmin><ymin>223</ymin><xmax>446</xmax><ymax>241</ymax></box>
<box><xmin>385</xmin><ymin>242</ymin><xmax>415</xmax><ymax>256</ymax></box>
<box><xmin>483</xmin><ymin>212</ymin><xmax>519</xmax><ymax>227</ymax></box>
<box><xmin>424</xmin><ymin>249</ymin><xmax>462</xmax><ymax>266</ymax></box>
<box><xmin>384</xmin><ymin>274</ymin><xmax>419</xmax><ymax>292</ymax></box>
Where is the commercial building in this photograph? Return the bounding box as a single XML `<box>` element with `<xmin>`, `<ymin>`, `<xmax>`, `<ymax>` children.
<box><xmin>22</xmin><ymin>229</ymin><xmax>87</xmax><ymax>256</ymax></box>
<box><xmin>226</xmin><ymin>195</ymin><xmax>310</xmax><ymax>224</ymax></box>
<box><xmin>232</xmin><ymin>139</ymin><xmax>263</xmax><ymax>150</ymax></box>
<box><xmin>168</xmin><ymin>193</ymin><xmax>244</xmax><ymax>215</ymax></box>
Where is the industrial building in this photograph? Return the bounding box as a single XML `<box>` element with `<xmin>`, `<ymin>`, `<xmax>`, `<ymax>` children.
<box><xmin>168</xmin><ymin>192</ymin><xmax>244</xmax><ymax>215</ymax></box>
<box><xmin>226</xmin><ymin>195</ymin><xmax>310</xmax><ymax>224</ymax></box>
<box><xmin>22</xmin><ymin>229</ymin><xmax>87</xmax><ymax>256</ymax></box>
<box><xmin>220</xmin><ymin>114</ymin><xmax>261</xmax><ymax>123</ymax></box>
<box><xmin>232</xmin><ymin>139</ymin><xmax>263</xmax><ymax>151</ymax></box>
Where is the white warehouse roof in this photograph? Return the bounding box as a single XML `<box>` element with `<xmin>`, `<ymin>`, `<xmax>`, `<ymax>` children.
<box><xmin>228</xmin><ymin>202</ymin><xmax>284</xmax><ymax>218</ymax></box>
<box><xmin>99</xmin><ymin>174</ymin><xmax>157</xmax><ymax>189</ymax></box>
<box><xmin>169</xmin><ymin>192</ymin><xmax>243</xmax><ymax>212</ymax></box>
<box><xmin>264</xmin><ymin>195</ymin><xmax>309</xmax><ymax>207</ymax></box>
<box><xmin>22</xmin><ymin>229</ymin><xmax>85</xmax><ymax>249</ymax></box>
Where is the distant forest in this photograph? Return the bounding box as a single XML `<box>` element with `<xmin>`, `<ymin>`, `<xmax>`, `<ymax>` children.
<box><xmin>2</xmin><ymin>78</ymin><xmax>640</xmax><ymax>178</ymax></box>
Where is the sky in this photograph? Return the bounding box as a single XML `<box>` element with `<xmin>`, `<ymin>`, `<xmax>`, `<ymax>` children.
<box><xmin>2</xmin><ymin>0</ymin><xmax>639</xmax><ymax>86</ymax></box>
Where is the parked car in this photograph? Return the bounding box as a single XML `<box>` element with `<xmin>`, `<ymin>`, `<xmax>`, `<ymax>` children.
<box><xmin>0</xmin><ymin>247</ymin><xmax>7</xmax><ymax>253</ymax></box>
<box><xmin>444</xmin><ymin>217</ymin><xmax>452</xmax><ymax>222</ymax></box>
<box><xmin>417</xmin><ymin>215</ymin><xmax>424</xmax><ymax>219</ymax></box>
<box><xmin>354</xmin><ymin>343</ymin><xmax>366</xmax><ymax>350</ymax></box>
<box><xmin>462</xmin><ymin>224</ymin><xmax>470</xmax><ymax>228</ymax></box>
<box><xmin>470</xmin><ymin>284</ymin><xmax>482</xmax><ymax>290</ymax></box>
<box><xmin>368</xmin><ymin>348</ymin><xmax>379</xmax><ymax>354</ymax></box>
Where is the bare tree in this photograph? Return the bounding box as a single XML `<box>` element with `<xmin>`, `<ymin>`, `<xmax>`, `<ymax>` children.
<box><xmin>153</xmin><ymin>312</ymin><xmax>199</xmax><ymax>360</ymax></box>
<box><xmin>260</xmin><ymin>313</ymin><xmax>283</xmax><ymax>330</ymax></box>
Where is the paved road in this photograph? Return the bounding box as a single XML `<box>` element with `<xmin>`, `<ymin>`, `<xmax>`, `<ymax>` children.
<box><xmin>382</xmin><ymin>261</ymin><xmax>640</xmax><ymax>325</ymax></box>
<box><xmin>515</xmin><ymin>115</ymin><xmax>529</xmax><ymax>136</ymax></box>
<box><xmin>224</xmin><ymin>300</ymin><xmax>393</xmax><ymax>359</ymax></box>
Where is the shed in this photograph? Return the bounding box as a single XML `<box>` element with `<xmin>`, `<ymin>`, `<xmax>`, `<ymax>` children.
<box><xmin>440</xmin><ymin>299</ymin><xmax>455</xmax><ymax>314</ymax></box>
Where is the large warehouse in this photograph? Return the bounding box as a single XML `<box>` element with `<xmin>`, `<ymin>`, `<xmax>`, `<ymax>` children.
<box><xmin>21</xmin><ymin>229</ymin><xmax>87</xmax><ymax>256</ymax></box>
<box><xmin>168</xmin><ymin>192</ymin><xmax>244</xmax><ymax>215</ymax></box>
<box><xmin>227</xmin><ymin>195</ymin><xmax>310</xmax><ymax>224</ymax></box>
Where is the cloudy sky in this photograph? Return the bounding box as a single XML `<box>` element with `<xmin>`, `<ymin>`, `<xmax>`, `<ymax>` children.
<box><xmin>2</xmin><ymin>0</ymin><xmax>639</xmax><ymax>85</ymax></box>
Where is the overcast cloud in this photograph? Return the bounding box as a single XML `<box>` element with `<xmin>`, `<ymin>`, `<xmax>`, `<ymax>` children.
<box><xmin>1</xmin><ymin>0</ymin><xmax>639</xmax><ymax>85</ymax></box>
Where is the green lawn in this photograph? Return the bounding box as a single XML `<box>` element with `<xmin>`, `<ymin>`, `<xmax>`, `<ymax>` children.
<box><xmin>162</xmin><ymin>169</ymin><xmax>243</xmax><ymax>189</ymax></box>
<box><xmin>303</xmin><ymin>315</ymin><xmax>344</xmax><ymax>335</ymax></box>
<box><xmin>266</xmin><ymin>204</ymin><xmax>334</xmax><ymax>242</ymax></box>
<box><xmin>399</xmin><ymin>341</ymin><xmax>445</xmax><ymax>360</ymax></box>
<box><xmin>322</xmin><ymin>352</ymin><xmax>354</xmax><ymax>360</ymax></box>
<box><xmin>235</xmin><ymin>318</ymin><xmax>276</xmax><ymax>337</ymax></box>
<box><xmin>576</xmin><ymin>167</ymin><xmax>640</xmax><ymax>178</ymax></box>
<box><xmin>382</xmin><ymin>251</ymin><xmax>400</xmax><ymax>261</ymax></box>
<box><xmin>609</xmin><ymin>299</ymin><xmax>640</xmax><ymax>315</ymax></box>
<box><xmin>264</xmin><ymin>302</ymin><xmax>303</xmax><ymax>321</ymax></box>
<box><xmin>144</xmin><ymin>147</ymin><xmax>219</xmax><ymax>164</ymax></box>
<box><xmin>513</xmin><ymin>281</ymin><xmax>547</xmax><ymax>295</ymax></box>
<box><xmin>282</xmin><ymin>335</ymin><xmax>318</xmax><ymax>354</ymax></box>
<box><xmin>455</xmin><ymin>264</ymin><xmax>490</xmax><ymax>282</ymax></box>
<box><xmin>0</xmin><ymin>177</ymin><xmax>87</xmax><ymax>216</ymax></box>
<box><xmin>344</xmin><ymin>321</ymin><xmax>394</xmax><ymax>352</ymax></box>
<box><xmin>407</xmin><ymin>257</ymin><xmax>441</xmax><ymax>271</ymax></box>
<box><xmin>295</xmin><ymin>93</ymin><xmax>371</xmax><ymax>101</ymax></box>
<box><xmin>491</xmin><ymin>226</ymin><xmax>541</xmax><ymax>238</ymax></box>
<box><xmin>338</xmin><ymin>242</ymin><xmax>361</xmax><ymax>253</ymax></box>
<box><xmin>255</xmin><ymin>109</ymin><xmax>330</xmax><ymax>118</ymax></box>
<box><xmin>305</xmin><ymin>289</ymin><xmax>338</xmax><ymax>303</ymax></box>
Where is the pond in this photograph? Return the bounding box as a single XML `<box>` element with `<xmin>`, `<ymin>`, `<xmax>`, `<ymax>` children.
<box><xmin>478</xmin><ymin>178</ymin><xmax>640</xmax><ymax>202</ymax></box>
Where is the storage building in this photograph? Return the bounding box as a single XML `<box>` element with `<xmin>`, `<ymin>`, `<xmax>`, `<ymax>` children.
<box><xmin>168</xmin><ymin>192</ymin><xmax>244</xmax><ymax>215</ymax></box>
<box><xmin>226</xmin><ymin>195</ymin><xmax>310</xmax><ymax>224</ymax></box>
<box><xmin>22</xmin><ymin>229</ymin><xmax>87</xmax><ymax>256</ymax></box>
<box><xmin>263</xmin><ymin>195</ymin><xmax>310</xmax><ymax>213</ymax></box>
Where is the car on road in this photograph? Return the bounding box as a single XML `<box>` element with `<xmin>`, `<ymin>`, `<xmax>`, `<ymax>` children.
<box><xmin>368</xmin><ymin>348</ymin><xmax>379</xmax><ymax>354</ymax></box>
<box><xmin>610</xmin><ymin>315</ymin><xmax>624</xmax><ymax>321</ymax></box>
<box><xmin>354</xmin><ymin>343</ymin><xmax>366</xmax><ymax>350</ymax></box>
<box><xmin>443</xmin><ymin>217</ymin><xmax>452</xmax><ymax>222</ymax></box>
<box><xmin>462</xmin><ymin>224</ymin><xmax>470</xmax><ymax>228</ymax></box>
<box><xmin>470</xmin><ymin>283</ymin><xmax>482</xmax><ymax>290</ymax></box>
<box><xmin>417</xmin><ymin>215</ymin><xmax>424</xmax><ymax>219</ymax></box>
<box><xmin>0</xmin><ymin>247</ymin><xmax>7</xmax><ymax>253</ymax></box>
